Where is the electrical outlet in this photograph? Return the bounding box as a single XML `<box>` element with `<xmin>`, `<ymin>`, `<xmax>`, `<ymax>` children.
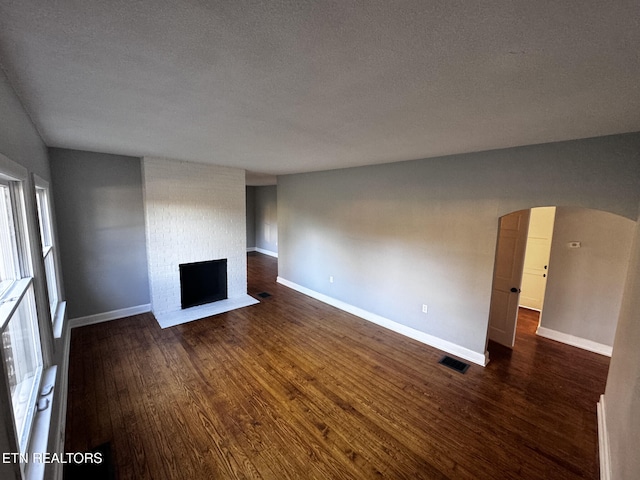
<box><xmin>422</xmin><ymin>304</ymin><xmax>428</xmax><ymax>314</ymax></box>
<box><xmin>329</xmin><ymin>276</ymin><xmax>334</xmax><ymax>283</ymax></box>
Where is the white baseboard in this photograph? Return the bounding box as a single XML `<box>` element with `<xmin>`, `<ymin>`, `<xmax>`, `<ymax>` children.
<box><xmin>519</xmin><ymin>304</ymin><xmax>542</xmax><ymax>312</ymax></box>
<box><xmin>68</xmin><ymin>304</ymin><xmax>152</xmax><ymax>329</ymax></box>
<box><xmin>597</xmin><ymin>395</ymin><xmax>612</xmax><ymax>480</ymax></box>
<box><xmin>276</xmin><ymin>276</ymin><xmax>488</xmax><ymax>366</ymax></box>
<box><xmin>536</xmin><ymin>326</ymin><xmax>612</xmax><ymax>357</ymax></box>
<box><xmin>255</xmin><ymin>247</ymin><xmax>278</xmax><ymax>258</ymax></box>
<box><xmin>247</xmin><ymin>247</ymin><xmax>278</xmax><ymax>257</ymax></box>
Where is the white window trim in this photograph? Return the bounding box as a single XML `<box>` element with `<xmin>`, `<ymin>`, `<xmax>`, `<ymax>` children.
<box><xmin>0</xmin><ymin>154</ymin><xmax>59</xmax><ymax>480</ymax></box>
<box><xmin>33</xmin><ymin>175</ymin><xmax>66</xmax><ymax>339</ymax></box>
<box><xmin>0</xmin><ymin>178</ymin><xmax>20</xmax><ymax>298</ymax></box>
<box><xmin>0</xmin><ymin>277</ymin><xmax>32</xmax><ymax>329</ymax></box>
<box><xmin>0</xmin><ymin>153</ymin><xmax>28</xmax><ymax>182</ymax></box>
<box><xmin>1</xmin><ymin>282</ymin><xmax>43</xmax><ymax>461</ymax></box>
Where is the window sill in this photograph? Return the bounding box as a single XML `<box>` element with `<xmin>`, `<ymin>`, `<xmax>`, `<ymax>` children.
<box><xmin>25</xmin><ymin>365</ymin><xmax>57</xmax><ymax>480</ymax></box>
<box><xmin>52</xmin><ymin>301</ymin><xmax>67</xmax><ymax>340</ymax></box>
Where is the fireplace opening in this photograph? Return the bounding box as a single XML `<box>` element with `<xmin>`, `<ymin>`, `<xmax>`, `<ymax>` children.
<box><xmin>179</xmin><ymin>259</ymin><xmax>228</xmax><ymax>309</ymax></box>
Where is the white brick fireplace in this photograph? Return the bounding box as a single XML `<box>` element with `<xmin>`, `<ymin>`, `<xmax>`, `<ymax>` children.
<box><xmin>142</xmin><ymin>157</ymin><xmax>257</xmax><ymax>328</ymax></box>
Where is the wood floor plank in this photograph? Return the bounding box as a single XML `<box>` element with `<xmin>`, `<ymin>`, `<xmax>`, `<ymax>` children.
<box><xmin>65</xmin><ymin>252</ymin><xmax>609</xmax><ymax>479</ymax></box>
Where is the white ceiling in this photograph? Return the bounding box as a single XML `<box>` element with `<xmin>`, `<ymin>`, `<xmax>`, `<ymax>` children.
<box><xmin>1</xmin><ymin>1</ymin><xmax>639</xmax><ymax>182</ymax></box>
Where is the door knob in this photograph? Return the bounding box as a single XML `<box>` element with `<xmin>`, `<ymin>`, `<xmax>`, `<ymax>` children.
<box><xmin>510</xmin><ymin>287</ymin><xmax>521</xmax><ymax>293</ymax></box>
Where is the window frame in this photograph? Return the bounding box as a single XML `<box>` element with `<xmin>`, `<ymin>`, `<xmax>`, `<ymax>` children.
<box><xmin>33</xmin><ymin>177</ymin><xmax>63</xmax><ymax>328</ymax></box>
<box><xmin>0</xmin><ymin>178</ymin><xmax>21</xmax><ymax>297</ymax></box>
<box><xmin>0</xmin><ymin>154</ymin><xmax>60</xmax><ymax>480</ymax></box>
<box><xmin>1</xmin><ymin>278</ymin><xmax>43</xmax><ymax>456</ymax></box>
<box><xmin>0</xmin><ymin>165</ymin><xmax>41</xmax><ymax>475</ymax></box>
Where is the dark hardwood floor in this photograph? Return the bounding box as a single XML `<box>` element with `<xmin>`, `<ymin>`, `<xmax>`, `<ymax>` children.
<box><xmin>65</xmin><ymin>252</ymin><xmax>609</xmax><ymax>479</ymax></box>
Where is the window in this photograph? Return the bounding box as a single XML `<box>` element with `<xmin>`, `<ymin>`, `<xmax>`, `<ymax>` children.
<box><xmin>35</xmin><ymin>184</ymin><xmax>59</xmax><ymax>319</ymax></box>
<box><xmin>2</xmin><ymin>282</ymin><xmax>43</xmax><ymax>453</ymax></box>
<box><xmin>0</xmin><ymin>161</ymin><xmax>46</xmax><ymax>477</ymax></box>
<box><xmin>0</xmin><ymin>181</ymin><xmax>20</xmax><ymax>296</ymax></box>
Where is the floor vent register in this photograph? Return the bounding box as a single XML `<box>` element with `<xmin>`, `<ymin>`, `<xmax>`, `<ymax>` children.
<box><xmin>438</xmin><ymin>355</ymin><xmax>470</xmax><ymax>374</ymax></box>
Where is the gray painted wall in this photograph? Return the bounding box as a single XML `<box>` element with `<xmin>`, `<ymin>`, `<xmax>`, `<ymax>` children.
<box><xmin>254</xmin><ymin>185</ymin><xmax>278</xmax><ymax>254</ymax></box>
<box><xmin>542</xmin><ymin>207</ymin><xmax>634</xmax><ymax>346</ymax></box>
<box><xmin>246</xmin><ymin>186</ymin><xmax>256</xmax><ymax>248</ymax></box>
<box><xmin>0</xmin><ymin>70</ymin><xmax>49</xmax><ymax>180</ymax></box>
<box><xmin>278</xmin><ymin>133</ymin><xmax>640</xmax><ymax>357</ymax></box>
<box><xmin>605</xmin><ymin>208</ymin><xmax>640</xmax><ymax>480</ymax></box>
<box><xmin>49</xmin><ymin>148</ymin><xmax>150</xmax><ymax>319</ymax></box>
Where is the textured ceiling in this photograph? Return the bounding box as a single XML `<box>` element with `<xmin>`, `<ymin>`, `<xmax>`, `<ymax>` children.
<box><xmin>0</xmin><ymin>0</ymin><xmax>639</xmax><ymax>180</ymax></box>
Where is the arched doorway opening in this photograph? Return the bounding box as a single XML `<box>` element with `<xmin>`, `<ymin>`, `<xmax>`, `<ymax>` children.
<box><xmin>486</xmin><ymin>206</ymin><xmax>635</xmax><ymax>358</ymax></box>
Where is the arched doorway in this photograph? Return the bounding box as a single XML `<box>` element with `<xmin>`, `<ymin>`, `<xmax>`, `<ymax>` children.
<box><xmin>486</xmin><ymin>206</ymin><xmax>635</xmax><ymax>358</ymax></box>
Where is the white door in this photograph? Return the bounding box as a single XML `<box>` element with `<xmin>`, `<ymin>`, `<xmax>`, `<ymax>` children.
<box><xmin>519</xmin><ymin>207</ymin><xmax>555</xmax><ymax>311</ymax></box>
<box><xmin>488</xmin><ymin>210</ymin><xmax>530</xmax><ymax>347</ymax></box>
